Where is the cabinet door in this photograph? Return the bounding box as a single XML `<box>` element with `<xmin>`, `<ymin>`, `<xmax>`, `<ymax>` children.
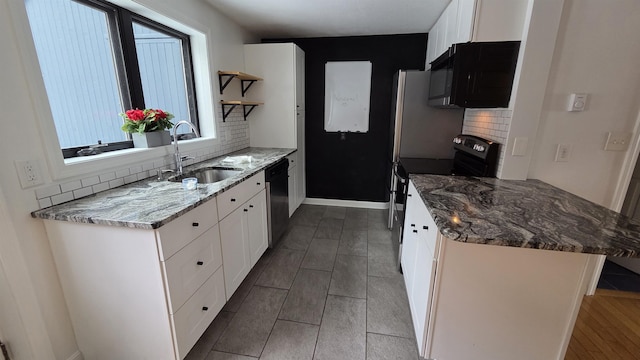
<box><xmin>248</xmin><ymin>189</ymin><xmax>269</xmax><ymax>266</ymax></box>
<box><xmin>443</xmin><ymin>0</ymin><xmax>459</xmax><ymax>50</ymax></box>
<box><xmin>456</xmin><ymin>0</ymin><xmax>476</xmax><ymax>43</ymax></box>
<box><xmin>295</xmin><ymin>46</ymin><xmax>305</xmax><ymax>109</ymax></box>
<box><xmin>219</xmin><ymin>206</ymin><xmax>251</xmax><ymax>298</ymax></box>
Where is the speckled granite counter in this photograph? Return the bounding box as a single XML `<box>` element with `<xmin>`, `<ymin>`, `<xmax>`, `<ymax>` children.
<box><xmin>32</xmin><ymin>147</ymin><xmax>295</xmax><ymax>229</ymax></box>
<box><xmin>410</xmin><ymin>174</ymin><xmax>640</xmax><ymax>257</ymax></box>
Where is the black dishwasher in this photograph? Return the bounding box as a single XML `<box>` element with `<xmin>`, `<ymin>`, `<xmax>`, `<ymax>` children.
<box><xmin>265</xmin><ymin>158</ymin><xmax>289</xmax><ymax>248</ymax></box>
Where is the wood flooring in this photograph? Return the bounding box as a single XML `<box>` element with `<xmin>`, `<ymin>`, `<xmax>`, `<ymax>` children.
<box><xmin>565</xmin><ymin>289</ymin><xmax>640</xmax><ymax>359</ymax></box>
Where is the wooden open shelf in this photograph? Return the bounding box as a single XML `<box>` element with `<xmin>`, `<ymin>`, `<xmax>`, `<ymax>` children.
<box><xmin>220</xmin><ymin>100</ymin><xmax>263</xmax><ymax>122</ymax></box>
<box><xmin>218</xmin><ymin>71</ymin><xmax>263</xmax><ymax>96</ymax></box>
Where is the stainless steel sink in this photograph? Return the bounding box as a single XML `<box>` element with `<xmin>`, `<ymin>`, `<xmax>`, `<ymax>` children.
<box><xmin>168</xmin><ymin>167</ymin><xmax>242</xmax><ymax>184</ymax></box>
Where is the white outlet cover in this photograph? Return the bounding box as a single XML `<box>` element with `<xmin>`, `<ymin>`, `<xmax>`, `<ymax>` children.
<box><xmin>14</xmin><ymin>159</ymin><xmax>44</xmax><ymax>189</ymax></box>
<box><xmin>554</xmin><ymin>144</ymin><xmax>572</xmax><ymax>162</ymax></box>
<box><xmin>604</xmin><ymin>132</ymin><xmax>632</xmax><ymax>151</ymax></box>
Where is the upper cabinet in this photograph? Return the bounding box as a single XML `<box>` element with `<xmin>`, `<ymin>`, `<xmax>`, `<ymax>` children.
<box><xmin>426</xmin><ymin>0</ymin><xmax>528</xmax><ymax>67</ymax></box>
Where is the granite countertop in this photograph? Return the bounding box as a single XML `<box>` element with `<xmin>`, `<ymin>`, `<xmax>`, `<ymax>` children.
<box><xmin>32</xmin><ymin>147</ymin><xmax>296</xmax><ymax>229</ymax></box>
<box><xmin>410</xmin><ymin>174</ymin><xmax>640</xmax><ymax>257</ymax></box>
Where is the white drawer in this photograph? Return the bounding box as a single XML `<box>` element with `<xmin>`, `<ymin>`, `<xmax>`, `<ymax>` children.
<box><xmin>286</xmin><ymin>152</ymin><xmax>297</xmax><ymax>168</ymax></box>
<box><xmin>163</xmin><ymin>223</ymin><xmax>222</xmax><ymax>314</ymax></box>
<box><xmin>173</xmin><ymin>269</ymin><xmax>225</xmax><ymax>359</ymax></box>
<box><xmin>156</xmin><ymin>199</ymin><xmax>218</xmax><ymax>260</ymax></box>
<box><xmin>217</xmin><ymin>171</ymin><xmax>265</xmax><ymax>220</ymax></box>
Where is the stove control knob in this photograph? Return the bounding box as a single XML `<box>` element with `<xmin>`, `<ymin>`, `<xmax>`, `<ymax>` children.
<box><xmin>477</xmin><ymin>145</ymin><xmax>485</xmax><ymax>152</ymax></box>
<box><xmin>453</xmin><ymin>137</ymin><xmax>462</xmax><ymax>144</ymax></box>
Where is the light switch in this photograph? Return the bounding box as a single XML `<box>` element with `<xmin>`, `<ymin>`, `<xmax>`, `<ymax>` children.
<box><xmin>512</xmin><ymin>137</ymin><xmax>528</xmax><ymax>156</ymax></box>
<box><xmin>555</xmin><ymin>144</ymin><xmax>571</xmax><ymax>162</ymax></box>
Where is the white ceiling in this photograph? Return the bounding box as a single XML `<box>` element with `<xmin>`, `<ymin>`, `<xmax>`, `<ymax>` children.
<box><xmin>204</xmin><ymin>0</ymin><xmax>450</xmax><ymax>38</ymax></box>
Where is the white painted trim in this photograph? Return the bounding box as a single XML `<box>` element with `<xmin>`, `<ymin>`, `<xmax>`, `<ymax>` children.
<box><xmin>585</xmin><ymin>255</ymin><xmax>606</xmax><ymax>296</ymax></box>
<box><xmin>610</xmin><ymin>108</ymin><xmax>640</xmax><ymax>212</ymax></box>
<box><xmin>303</xmin><ymin>198</ymin><xmax>389</xmax><ymax>209</ymax></box>
<box><xmin>66</xmin><ymin>350</ymin><xmax>83</xmax><ymax>360</ymax></box>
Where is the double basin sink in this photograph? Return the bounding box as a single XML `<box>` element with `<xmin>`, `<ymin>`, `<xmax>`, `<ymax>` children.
<box><xmin>168</xmin><ymin>167</ymin><xmax>243</xmax><ymax>184</ymax></box>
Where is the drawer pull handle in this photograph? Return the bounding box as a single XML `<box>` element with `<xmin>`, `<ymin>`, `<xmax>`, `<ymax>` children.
<box><xmin>231</xmin><ymin>198</ymin><xmax>236</xmax><ymax>202</ymax></box>
<box><xmin>423</xmin><ymin>226</ymin><xmax>429</xmax><ymax>230</ymax></box>
<box><xmin>413</xmin><ymin>230</ymin><xmax>418</xmax><ymax>233</ymax></box>
<box><xmin>244</xmin><ymin>208</ymin><xmax>248</xmax><ymax>212</ymax></box>
<box><xmin>410</xmin><ymin>224</ymin><xmax>415</xmax><ymax>227</ymax></box>
<box><xmin>407</xmin><ymin>194</ymin><xmax>412</xmax><ymax>197</ymax></box>
<box><xmin>196</xmin><ymin>261</ymin><xmax>204</xmax><ymax>266</ymax></box>
<box><xmin>202</xmin><ymin>306</ymin><xmax>209</xmax><ymax>311</ymax></box>
<box><xmin>257</xmin><ymin>182</ymin><xmax>261</xmax><ymax>185</ymax></box>
<box><xmin>192</xmin><ymin>222</ymin><xmax>199</xmax><ymax>227</ymax></box>
<box><xmin>249</xmin><ymin>205</ymin><xmax>254</xmax><ymax>208</ymax></box>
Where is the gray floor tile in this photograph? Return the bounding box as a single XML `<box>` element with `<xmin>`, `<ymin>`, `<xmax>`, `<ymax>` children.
<box><xmin>313</xmin><ymin>218</ymin><xmax>343</xmax><ymax>240</ymax></box>
<box><xmin>301</xmin><ymin>239</ymin><xmax>339</xmax><ymax>272</ymax></box>
<box><xmin>205</xmin><ymin>351</ymin><xmax>257</xmax><ymax>360</ymax></box>
<box><xmin>367</xmin><ymin>209</ymin><xmax>387</xmax><ymax>224</ymax></box>
<box><xmin>291</xmin><ymin>205</ymin><xmax>326</xmax><ymax>227</ymax></box>
<box><xmin>367</xmin><ymin>242</ymin><xmax>401</xmax><ymax>278</ymax></box>
<box><xmin>345</xmin><ymin>207</ymin><xmax>368</xmax><ymax>220</ymax></box>
<box><xmin>279</xmin><ymin>269</ymin><xmax>331</xmax><ymax>324</ymax></box>
<box><xmin>323</xmin><ymin>206</ymin><xmax>346</xmax><ymax>219</ymax></box>
<box><xmin>224</xmin><ymin>252</ymin><xmax>272</xmax><ymax>312</ymax></box>
<box><xmin>314</xmin><ymin>295</ymin><xmax>366</xmax><ymax>360</ymax></box>
<box><xmin>343</xmin><ymin>217</ymin><xmax>368</xmax><ymax>230</ymax></box>
<box><xmin>260</xmin><ymin>320</ymin><xmax>319</xmax><ymax>360</ymax></box>
<box><xmin>329</xmin><ymin>254</ymin><xmax>367</xmax><ymax>299</ymax></box>
<box><xmin>337</xmin><ymin>230</ymin><xmax>368</xmax><ymax>256</ymax></box>
<box><xmin>256</xmin><ymin>248</ymin><xmax>305</xmax><ymax>289</ymax></box>
<box><xmin>185</xmin><ymin>311</ymin><xmax>235</xmax><ymax>360</ymax></box>
<box><xmin>367</xmin><ymin>220</ymin><xmax>389</xmax><ymax>231</ymax></box>
<box><xmin>367</xmin><ymin>229</ymin><xmax>392</xmax><ymax>245</ymax></box>
<box><xmin>366</xmin><ymin>333</ymin><xmax>418</xmax><ymax>360</ymax></box>
<box><xmin>214</xmin><ymin>286</ymin><xmax>287</xmax><ymax>357</ymax></box>
<box><xmin>280</xmin><ymin>225</ymin><xmax>316</xmax><ymax>251</ymax></box>
<box><xmin>367</xmin><ymin>276</ymin><xmax>414</xmax><ymax>339</ymax></box>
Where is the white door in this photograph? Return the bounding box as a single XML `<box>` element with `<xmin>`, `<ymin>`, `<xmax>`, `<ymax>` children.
<box><xmin>219</xmin><ymin>206</ymin><xmax>251</xmax><ymax>297</ymax></box>
<box><xmin>247</xmin><ymin>189</ymin><xmax>269</xmax><ymax>266</ymax></box>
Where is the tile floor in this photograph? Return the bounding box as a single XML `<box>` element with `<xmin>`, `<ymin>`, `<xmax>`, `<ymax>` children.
<box><xmin>185</xmin><ymin>205</ymin><xmax>418</xmax><ymax>360</ymax></box>
<box><xmin>597</xmin><ymin>259</ymin><xmax>640</xmax><ymax>293</ymax></box>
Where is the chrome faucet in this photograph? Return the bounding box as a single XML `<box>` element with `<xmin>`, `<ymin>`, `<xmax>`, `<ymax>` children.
<box><xmin>172</xmin><ymin>120</ymin><xmax>200</xmax><ymax>176</ymax></box>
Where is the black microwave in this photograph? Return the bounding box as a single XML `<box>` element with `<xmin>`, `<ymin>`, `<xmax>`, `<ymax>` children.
<box><xmin>428</xmin><ymin>41</ymin><xmax>520</xmax><ymax>108</ymax></box>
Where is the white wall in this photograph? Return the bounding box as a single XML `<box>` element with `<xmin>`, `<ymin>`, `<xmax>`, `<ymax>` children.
<box><xmin>529</xmin><ymin>0</ymin><xmax>640</xmax><ymax>207</ymax></box>
<box><xmin>0</xmin><ymin>0</ymin><xmax>256</xmax><ymax>358</ymax></box>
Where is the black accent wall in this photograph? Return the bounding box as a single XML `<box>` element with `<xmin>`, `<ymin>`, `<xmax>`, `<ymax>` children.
<box><xmin>264</xmin><ymin>34</ymin><xmax>427</xmax><ymax>202</ymax></box>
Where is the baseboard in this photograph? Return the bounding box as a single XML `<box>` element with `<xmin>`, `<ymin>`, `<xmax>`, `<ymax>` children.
<box><xmin>302</xmin><ymin>198</ymin><xmax>389</xmax><ymax>209</ymax></box>
<box><xmin>67</xmin><ymin>350</ymin><xmax>83</xmax><ymax>360</ymax></box>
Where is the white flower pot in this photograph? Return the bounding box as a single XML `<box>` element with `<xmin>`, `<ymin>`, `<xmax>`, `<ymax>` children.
<box><xmin>132</xmin><ymin>131</ymin><xmax>171</xmax><ymax>148</ymax></box>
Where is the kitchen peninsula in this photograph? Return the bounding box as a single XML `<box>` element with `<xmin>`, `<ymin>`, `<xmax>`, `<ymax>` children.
<box><xmin>404</xmin><ymin>174</ymin><xmax>640</xmax><ymax>360</ymax></box>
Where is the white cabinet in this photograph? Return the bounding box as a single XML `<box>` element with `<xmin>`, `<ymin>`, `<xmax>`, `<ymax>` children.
<box><xmin>426</xmin><ymin>0</ymin><xmax>528</xmax><ymax>66</ymax></box>
<box><xmin>401</xmin><ymin>181</ymin><xmax>439</xmax><ymax>358</ymax></box>
<box><xmin>218</xmin><ymin>173</ymin><xmax>268</xmax><ymax>297</ymax></box>
<box><xmin>244</xmin><ymin>43</ymin><xmax>306</xmax><ymax>214</ymax></box>
<box><xmin>43</xmin><ymin>199</ymin><xmax>225</xmax><ymax>360</ymax></box>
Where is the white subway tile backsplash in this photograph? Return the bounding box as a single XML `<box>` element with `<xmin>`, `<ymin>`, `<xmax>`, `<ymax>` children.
<box><xmin>136</xmin><ymin>171</ymin><xmax>149</xmax><ymax>181</ymax></box>
<box><xmin>38</xmin><ymin>198</ymin><xmax>52</xmax><ymax>209</ymax></box>
<box><xmin>51</xmin><ymin>192</ymin><xmax>74</xmax><ymax>206</ymax></box>
<box><xmin>109</xmin><ymin>178</ymin><xmax>125</xmax><ymax>189</ymax></box>
<box><xmin>123</xmin><ymin>174</ymin><xmax>138</xmax><ymax>184</ymax></box>
<box><xmin>142</xmin><ymin>162</ymin><xmax>154</xmax><ymax>171</ymax></box>
<box><xmin>73</xmin><ymin>187</ymin><xmax>93</xmax><ymax>199</ymax></box>
<box><xmin>92</xmin><ymin>182</ymin><xmax>109</xmax><ymax>193</ymax></box>
<box><xmin>81</xmin><ymin>176</ymin><xmax>100</xmax><ymax>187</ymax></box>
<box><xmin>115</xmin><ymin>168</ymin><xmax>130</xmax><ymax>178</ymax></box>
<box><xmin>99</xmin><ymin>172</ymin><xmax>116</xmax><ymax>183</ymax></box>
<box><xmin>36</xmin><ymin>184</ymin><xmax>61</xmax><ymax>199</ymax></box>
<box><xmin>129</xmin><ymin>165</ymin><xmax>142</xmax><ymax>174</ymax></box>
<box><xmin>60</xmin><ymin>180</ymin><xmax>82</xmax><ymax>193</ymax></box>
<box><xmin>463</xmin><ymin>108</ymin><xmax>512</xmax><ymax>179</ymax></box>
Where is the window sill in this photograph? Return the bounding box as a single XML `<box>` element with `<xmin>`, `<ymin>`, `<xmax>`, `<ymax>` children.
<box><xmin>56</xmin><ymin>137</ymin><xmax>216</xmax><ymax>180</ymax></box>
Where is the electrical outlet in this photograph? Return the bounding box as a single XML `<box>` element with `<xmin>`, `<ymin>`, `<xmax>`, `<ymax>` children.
<box><xmin>15</xmin><ymin>159</ymin><xmax>44</xmax><ymax>188</ymax></box>
<box><xmin>555</xmin><ymin>144</ymin><xmax>571</xmax><ymax>162</ymax></box>
<box><xmin>604</xmin><ymin>132</ymin><xmax>632</xmax><ymax>151</ymax></box>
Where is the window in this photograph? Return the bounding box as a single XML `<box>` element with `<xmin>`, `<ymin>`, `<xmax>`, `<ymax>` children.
<box><xmin>25</xmin><ymin>0</ymin><xmax>198</xmax><ymax>158</ymax></box>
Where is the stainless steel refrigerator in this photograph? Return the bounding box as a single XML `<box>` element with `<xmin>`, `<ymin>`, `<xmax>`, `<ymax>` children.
<box><xmin>387</xmin><ymin>70</ymin><xmax>464</xmax><ymax>227</ymax></box>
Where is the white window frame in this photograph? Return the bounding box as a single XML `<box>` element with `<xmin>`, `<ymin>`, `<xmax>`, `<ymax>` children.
<box><xmin>9</xmin><ymin>0</ymin><xmax>218</xmax><ymax>180</ymax></box>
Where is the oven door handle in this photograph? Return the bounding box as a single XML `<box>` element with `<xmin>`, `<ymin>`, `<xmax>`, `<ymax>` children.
<box><xmin>393</xmin><ymin>164</ymin><xmax>407</xmax><ymax>184</ymax></box>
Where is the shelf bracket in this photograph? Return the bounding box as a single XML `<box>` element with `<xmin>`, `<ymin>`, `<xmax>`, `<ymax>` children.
<box><xmin>241</xmin><ymin>80</ymin><xmax>257</xmax><ymax>97</ymax></box>
<box><xmin>218</xmin><ymin>73</ymin><xmax>235</xmax><ymax>94</ymax></box>
<box><xmin>221</xmin><ymin>103</ymin><xmax>237</xmax><ymax>122</ymax></box>
<box><xmin>243</xmin><ymin>104</ymin><xmax>258</xmax><ymax>120</ymax></box>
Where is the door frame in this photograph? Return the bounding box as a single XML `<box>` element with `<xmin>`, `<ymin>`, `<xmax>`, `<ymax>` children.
<box><xmin>585</xmin><ymin>107</ymin><xmax>640</xmax><ymax>295</ymax></box>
